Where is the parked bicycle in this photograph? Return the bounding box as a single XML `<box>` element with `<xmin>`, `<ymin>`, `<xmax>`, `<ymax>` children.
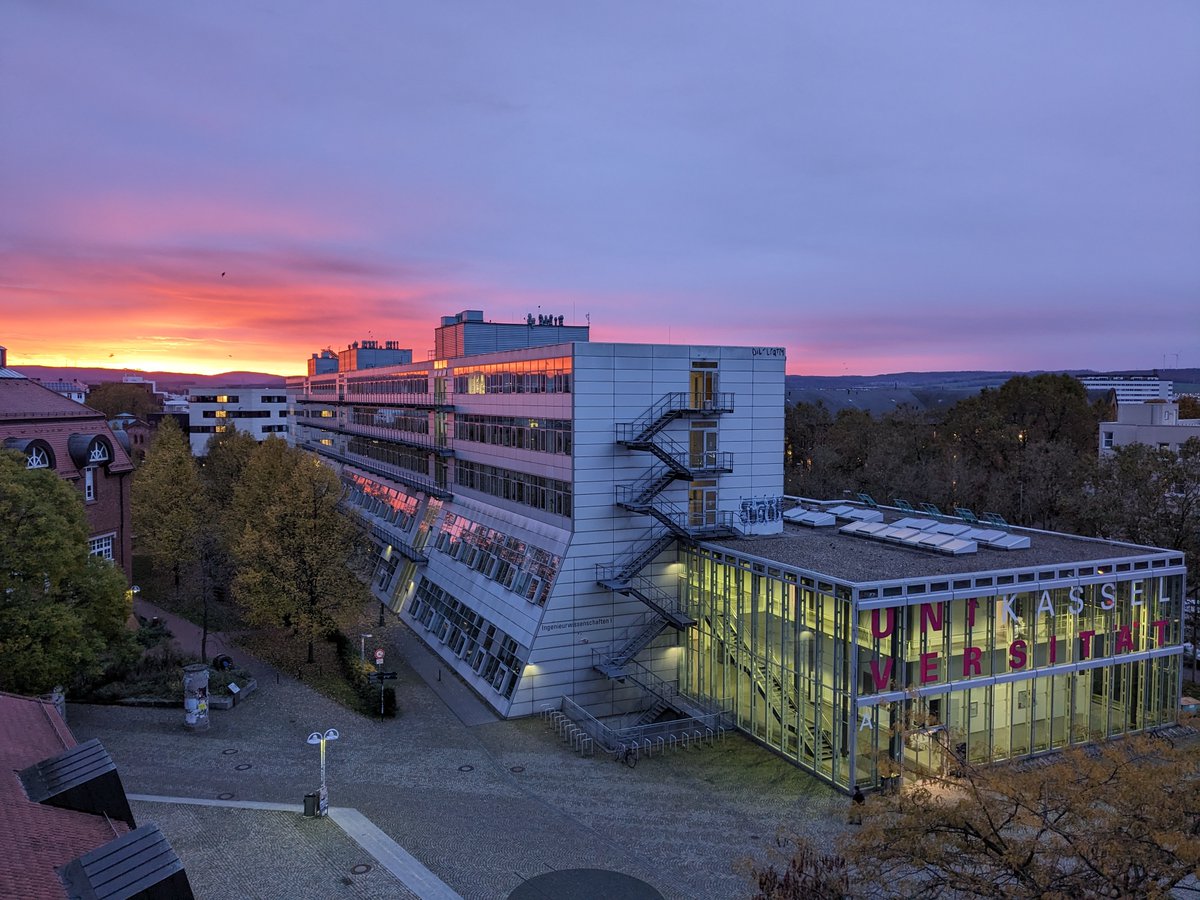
<box><xmin>615</xmin><ymin>743</ymin><xmax>638</xmax><ymax>769</ymax></box>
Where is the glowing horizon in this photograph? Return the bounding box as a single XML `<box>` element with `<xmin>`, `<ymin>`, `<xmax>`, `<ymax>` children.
<box><xmin>3</xmin><ymin>4</ymin><xmax>1197</xmax><ymax>378</ymax></box>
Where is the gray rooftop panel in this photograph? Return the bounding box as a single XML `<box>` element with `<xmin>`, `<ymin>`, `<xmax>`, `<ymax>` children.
<box><xmin>705</xmin><ymin>505</ymin><xmax>1171</xmax><ymax>583</ymax></box>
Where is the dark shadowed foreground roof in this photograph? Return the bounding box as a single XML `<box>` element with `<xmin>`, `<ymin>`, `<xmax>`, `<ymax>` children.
<box><xmin>0</xmin><ymin>692</ymin><xmax>128</xmax><ymax>900</ymax></box>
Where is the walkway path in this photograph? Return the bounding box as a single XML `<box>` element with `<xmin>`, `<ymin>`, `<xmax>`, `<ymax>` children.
<box><xmin>71</xmin><ymin>607</ymin><xmax>847</xmax><ymax>899</ymax></box>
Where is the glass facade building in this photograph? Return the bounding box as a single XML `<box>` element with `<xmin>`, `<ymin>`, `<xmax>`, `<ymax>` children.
<box><xmin>681</xmin><ymin>522</ymin><xmax>1186</xmax><ymax>792</ymax></box>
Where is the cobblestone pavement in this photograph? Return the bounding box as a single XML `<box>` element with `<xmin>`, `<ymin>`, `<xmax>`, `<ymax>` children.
<box><xmin>129</xmin><ymin>801</ymin><xmax>420</xmax><ymax>900</ymax></box>
<box><xmin>69</xmin><ymin>616</ymin><xmax>849</xmax><ymax>900</ymax></box>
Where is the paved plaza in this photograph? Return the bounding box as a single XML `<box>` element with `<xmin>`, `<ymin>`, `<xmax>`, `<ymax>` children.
<box><xmin>68</xmin><ymin>607</ymin><xmax>849</xmax><ymax>900</ymax></box>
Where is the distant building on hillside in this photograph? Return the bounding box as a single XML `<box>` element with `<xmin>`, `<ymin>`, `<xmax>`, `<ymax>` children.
<box><xmin>0</xmin><ymin>346</ymin><xmax>136</xmax><ymax>580</ymax></box>
<box><xmin>1079</xmin><ymin>375</ymin><xmax>1172</xmax><ymax>404</ymax></box>
<box><xmin>35</xmin><ymin>378</ymin><xmax>89</xmax><ymax>404</ymax></box>
<box><xmin>188</xmin><ymin>387</ymin><xmax>289</xmax><ymax>455</ymax></box>
<box><xmin>1100</xmin><ymin>400</ymin><xmax>1200</xmax><ymax>455</ymax></box>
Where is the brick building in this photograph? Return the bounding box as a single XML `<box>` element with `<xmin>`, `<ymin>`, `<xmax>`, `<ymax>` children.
<box><xmin>0</xmin><ymin>347</ymin><xmax>135</xmax><ymax>580</ymax></box>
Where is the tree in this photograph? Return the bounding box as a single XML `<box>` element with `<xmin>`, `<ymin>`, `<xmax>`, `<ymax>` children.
<box><xmin>1179</xmin><ymin>395</ymin><xmax>1200</xmax><ymax>419</ymax></box>
<box><xmin>85</xmin><ymin>381</ymin><xmax>162</xmax><ymax>420</ymax></box>
<box><xmin>0</xmin><ymin>451</ymin><xmax>131</xmax><ymax>693</ymax></box>
<box><xmin>201</xmin><ymin>423</ymin><xmax>259</xmax><ymax>514</ymax></box>
<box><xmin>132</xmin><ymin>416</ymin><xmax>202</xmax><ymax>592</ymax></box>
<box><xmin>745</xmin><ymin>832</ymin><xmax>849</xmax><ymax>900</ymax></box>
<box><xmin>839</xmin><ymin>731</ymin><xmax>1200</xmax><ymax>898</ymax></box>
<box><xmin>224</xmin><ymin>436</ymin><xmax>295</xmax><ymax>551</ymax></box>
<box><xmin>198</xmin><ymin>423</ymin><xmax>259</xmax><ymax>609</ymax></box>
<box><xmin>232</xmin><ymin>446</ymin><xmax>370</xmax><ymax>663</ymax></box>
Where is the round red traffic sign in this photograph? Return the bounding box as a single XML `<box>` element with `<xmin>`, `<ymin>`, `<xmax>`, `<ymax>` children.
<box><xmin>374</xmin><ymin>649</ymin><xmax>384</xmax><ymax>662</ymax></box>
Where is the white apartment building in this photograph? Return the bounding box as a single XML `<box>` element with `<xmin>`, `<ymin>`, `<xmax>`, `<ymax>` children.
<box><xmin>287</xmin><ymin>312</ymin><xmax>785</xmax><ymax>721</ymax></box>
<box><xmin>188</xmin><ymin>387</ymin><xmax>289</xmax><ymax>455</ymax></box>
<box><xmin>1079</xmin><ymin>375</ymin><xmax>1173</xmax><ymax>404</ymax></box>
<box><xmin>1100</xmin><ymin>401</ymin><xmax>1200</xmax><ymax>455</ymax></box>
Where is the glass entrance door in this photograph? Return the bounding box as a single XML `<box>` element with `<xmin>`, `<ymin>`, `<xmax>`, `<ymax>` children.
<box><xmin>689</xmin><ymin>481</ymin><xmax>718</xmax><ymax>528</ymax></box>
<box><xmin>690</xmin><ymin>369</ymin><xmax>717</xmax><ymax>409</ymax></box>
<box><xmin>689</xmin><ymin>423</ymin><xmax>718</xmax><ymax>469</ymax></box>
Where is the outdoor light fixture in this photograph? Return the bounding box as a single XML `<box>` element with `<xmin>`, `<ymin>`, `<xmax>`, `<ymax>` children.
<box><xmin>306</xmin><ymin>728</ymin><xmax>340</xmax><ymax>816</ymax></box>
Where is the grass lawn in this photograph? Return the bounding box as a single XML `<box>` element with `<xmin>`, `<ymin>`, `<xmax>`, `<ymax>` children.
<box><xmin>236</xmin><ymin>626</ymin><xmax>365</xmax><ymax>712</ymax></box>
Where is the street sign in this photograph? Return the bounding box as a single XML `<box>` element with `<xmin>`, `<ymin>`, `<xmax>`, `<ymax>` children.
<box><xmin>374</xmin><ymin>648</ymin><xmax>384</xmax><ymax>663</ymax></box>
<box><xmin>368</xmin><ymin>671</ymin><xmax>398</xmax><ymax>682</ymax></box>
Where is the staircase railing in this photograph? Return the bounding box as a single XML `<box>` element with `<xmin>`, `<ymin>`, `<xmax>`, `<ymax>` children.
<box><xmin>617</xmin><ymin>467</ymin><xmax>679</xmax><ymax>508</ymax></box>
<box><xmin>597</xmin><ymin>530</ymin><xmax>676</xmax><ymax>588</ymax></box>
<box><xmin>622</xmin><ymin>573</ymin><xmax>691</xmax><ymax>627</ymax></box>
<box><xmin>592</xmin><ymin>615</ymin><xmax>669</xmax><ymax>676</ymax></box>
<box><xmin>615</xmin><ymin>391</ymin><xmax>736</xmax><ymax>444</ymax></box>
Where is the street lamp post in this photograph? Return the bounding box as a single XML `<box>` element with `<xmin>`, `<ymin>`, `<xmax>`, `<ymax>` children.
<box><xmin>359</xmin><ymin>633</ymin><xmax>372</xmax><ymax>662</ymax></box>
<box><xmin>306</xmin><ymin>728</ymin><xmax>340</xmax><ymax>816</ymax></box>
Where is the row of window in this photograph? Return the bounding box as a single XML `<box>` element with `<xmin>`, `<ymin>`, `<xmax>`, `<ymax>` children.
<box><xmin>343</xmin><ymin>472</ymin><xmax>421</xmax><ymax>531</ymax></box>
<box><xmin>202</xmin><ymin>409</ymin><xmax>283</xmax><ymax>419</ymax></box>
<box><xmin>192</xmin><ymin>424</ymin><xmax>289</xmax><ymax>434</ymax></box>
<box><xmin>454</xmin><ymin>414</ymin><xmax>571</xmax><ymax>455</ymax></box>
<box><xmin>408</xmin><ymin>578</ymin><xmax>524</xmax><ymax>699</ymax></box>
<box><xmin>348</xmin><ymin>436</ymin><xmax>430</xmax><ymax>478</ymax></box>
<box><xmin>434</xmin><ymin>512</ymin><xmax>560</xmax><ymax>605</ymax></box>
<box><xmin>455</xmin><ymin>459</ymin><xmax>572</xmax><ymax>517</ymax></box>
<box><xmin>190</xmin><ymin>394</ymin><xmax>287</xmax><ymax>403</ymax></box>
<box><xmin>350</xmin><ymin>406</ymin><xmax>430</xmax><ymax>434</ymax></box>
<box><xmin>453</xmin><ymin>370</ymin><xmax>571</xmax><ymax>395</ymax></box>
<box><xmin>347</xmin><ymin>374</ymin><xmax>433</xmax><ymax>396</ymax></box>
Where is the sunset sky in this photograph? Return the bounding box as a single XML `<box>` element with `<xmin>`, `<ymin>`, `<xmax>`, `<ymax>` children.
<box><xmin>3</xmin><ymin>2</ymin><xmax>1198</xmax><ymax>377</ymax></box>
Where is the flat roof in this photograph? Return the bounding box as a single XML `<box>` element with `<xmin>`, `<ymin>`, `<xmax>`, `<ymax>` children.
<box><xmin>702</xmin><ymin>504</ymin><xmax>1176</xmax><ymax>586</ymax></box>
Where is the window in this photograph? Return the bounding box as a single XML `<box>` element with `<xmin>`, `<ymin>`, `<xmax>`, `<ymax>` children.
<box><xmin>1102</xmin><ymin>431</ymin><xmax>1114</xmax><ymax>449</ymax></box>
<box><xmin>84</xmin><ymin>467</ymin><xmax>95</xmax><ymax>501</ymax></box>
<box><xmin>89</xmin><ymin>533</ymin><xmax>114</xmax><ymax>560</ymax></box>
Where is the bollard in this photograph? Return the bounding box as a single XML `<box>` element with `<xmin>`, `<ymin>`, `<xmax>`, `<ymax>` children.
<box><xmin>183</xmin><ymin>663</ymin><xmax>211</xmax><ymax>731</ymax></box>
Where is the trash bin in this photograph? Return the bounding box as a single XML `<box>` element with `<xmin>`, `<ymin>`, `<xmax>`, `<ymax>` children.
<box><xmin>212</xmin><ymin>654</ymin><xmax>233</xmax><ymax>671</ymax></box>
<box><xmin>303</xmin><ymin>792</ymin><xmax>319</xmax><ymax>818</ymax></box>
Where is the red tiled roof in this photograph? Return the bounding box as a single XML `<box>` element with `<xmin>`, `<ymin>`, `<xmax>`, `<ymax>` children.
<box><xmin>0</xmin><ymin>692</ymin><xmax>129</xmax><ymax>900</ymax></box>
<box><xmin>0</xmin><ymin>377</ymin><xmax>134</xmax><ymax>475</ymax></box>
<box><xmin>0</xmin><ymin>375</ymin><xmax>99</xmax><ymax>419</ymax></box>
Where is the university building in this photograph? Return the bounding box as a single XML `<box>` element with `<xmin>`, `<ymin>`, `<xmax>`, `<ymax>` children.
<box><xmin>286</xmin><ymin>318</ymin><xmax>1185</xmax><ymax>791</ymax></box>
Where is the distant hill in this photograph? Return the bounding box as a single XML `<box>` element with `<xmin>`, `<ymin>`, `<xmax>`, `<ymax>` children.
<box><xmin>785</xmin><ymin>369</ymin><xmax>1200</xmax><ymax>414</ymax></box>
<box><xmin>12</xmin><ymin>366</ymin><xmax>286</xmax><ymax>393</ymax></box>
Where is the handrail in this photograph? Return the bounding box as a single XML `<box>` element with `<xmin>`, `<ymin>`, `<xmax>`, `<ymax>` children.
<box><xmin>624</xmin><ymin>573</ymin><xmax>685</xmax><ymax>619</ymax></box>
<box><xmin>597</xmin><ymin>529</ymin><xmax>676</xmax><ymax>587</ymax></box>
<box><xmin>303</xmin><ymin>440</ymin><xmax>451</xmax><ymax>500</ymax></box>
<box><xmin>615</xmin><ymin>391</ymin><xmax>736</xmax><ymax>443</ymax></box>
<box><xmin>338</xmin><ymin>419</ymin><xmax>453</xmax><ymax>455</ymax></box>
<box><xmin>559</xmin><ymin>695</ymin><xmax>728</xmax><ymax>753</ymax></box>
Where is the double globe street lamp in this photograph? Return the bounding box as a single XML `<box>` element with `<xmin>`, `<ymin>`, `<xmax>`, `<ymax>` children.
<box><xmin>306</xmin><ymin>728</ymin><xmax>340</xmax><ymax>816</ymax></box>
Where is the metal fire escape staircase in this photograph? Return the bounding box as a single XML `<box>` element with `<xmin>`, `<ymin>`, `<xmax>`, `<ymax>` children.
<box><xmin>593</xmin><ymin>391</ymin><xmax>735</xmax><ymax>687</ymax></box>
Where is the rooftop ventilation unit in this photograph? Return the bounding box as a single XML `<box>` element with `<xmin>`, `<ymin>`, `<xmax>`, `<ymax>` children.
<box><xmin>825</xmin><ymin>504</ymin><xmax>884</xmax><ymax>523</ymax></box>
<box><xmin>877</xmin><ymin>518</ymin><xmax>1031</xmax><ymax>551</ymax></box>
<box><xmin>783</xmin><ymin>508</ymin><xmax>836</xmax><ymax>527</ymax></box>
<box><xmin>838</xmin><ymin>520</ymin><xmax>979</xmax><ymax>555</ymax></box>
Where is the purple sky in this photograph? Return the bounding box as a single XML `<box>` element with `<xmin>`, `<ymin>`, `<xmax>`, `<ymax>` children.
<box><xmin>3</xmin><ymin>1</ymin><xmax>1198</xmax><ymax>375</ymax></box>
